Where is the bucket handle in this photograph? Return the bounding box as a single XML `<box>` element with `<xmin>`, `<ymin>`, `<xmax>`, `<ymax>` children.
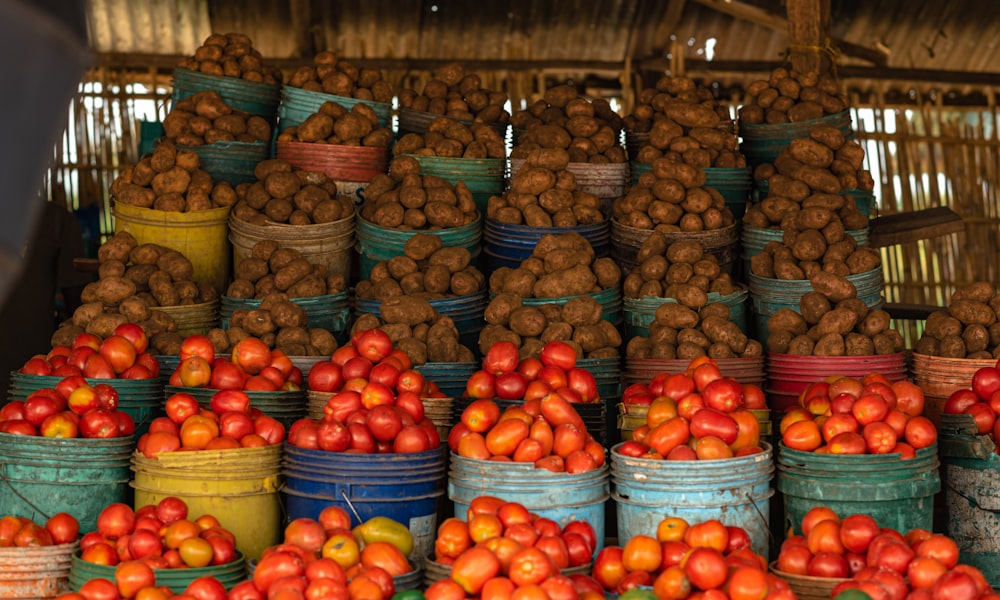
<box><xmin>946</xmin><ymin>480</ymin><xmax>1000</xmax><ymax>513</ymax></box>
<box><xmin>746</xmin><ymin>490</ymin><xmax>777</xmax><ymax>551</ymax></box>
<box><xmin>0</xmin><ymin>469</ymin><xmax>52</xmax><ymax>521</ymax></box>
<box><xmin>340</xmin><ymin>490</ymin><xmax>365</xmax><ymax>525</ymax></box>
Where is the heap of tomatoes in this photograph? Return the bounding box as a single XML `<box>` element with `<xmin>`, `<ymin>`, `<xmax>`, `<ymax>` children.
<box><xmin>942</xmin><ymin>359</ymin><xmax>1000</xmax><ymax>453</ymax></box>
<box><xmin>780</xmin><ymin>374</ymin><xmax>937</xmax><ymax>456</ymax></box>
<box><xmin>464</xmin><ymin>341</ymin><xmax>599</xmax><ymax>404</ymax></box>
<box><xmin>168</xmin><ymin>334</ymin><xmax>303</xmax><ymax>392</ymax></box>
<box><xmin>20</xmin><ymin>325</ymin><xmax>160</xmax><ymax>381</ymax></box>
<box><xmin>448</xmin><ymin>394</ymin><xmax>606</xmax><ymax>473</ymax></box>
<box><xmin>0</xmin><ymin>512</ymin><xmax>78</xmax><ymax>547</ymax></box>
<box><xmin>776</xmin><ymin>506</ymin><xmax>995</xmax><ymax>600</ymax></box>
<box><xmin>0</xmin><ymin>378</ymin><xmax>135</xmax><ymax>439</ymax></box>
<box><xmin>137</xmin><ymin>390</ymin><xmax>285</xmax><ymax>458</ymax></box>
<box><xmin>614</xmin><ymin>358</ymin><xmax>766</xmax><ymax>461</ymax></box>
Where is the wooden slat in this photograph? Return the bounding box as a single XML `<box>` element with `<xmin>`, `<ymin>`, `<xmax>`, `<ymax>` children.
<box><xmin>867</xmin><ymin>206</ymin><xmax>965</xmax><ymax>248</ymax></box>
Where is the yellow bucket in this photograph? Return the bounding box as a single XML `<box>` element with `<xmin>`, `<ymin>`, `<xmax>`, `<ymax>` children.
<box><xmin>112</xmin><ymin>202</ymin><xmax>232</xmax><ymax>294</ymax></box>
<box><xmin>130</xmin><ymin>445</ymin><xmax>281</xmax><ymax>560</ymax></box>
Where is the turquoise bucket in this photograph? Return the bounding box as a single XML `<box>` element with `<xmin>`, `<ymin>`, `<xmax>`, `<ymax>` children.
<box><xmin>355</xmin><ymin>290</ymin><xmax>488</xmax><ymax>354</ymax></box>
<box><xmin>739</xmin><ymin>110</ymin><xmax>854</xmax><ymax>168</ymax></box>
<box><xmin>68</xmin><ymin>551</ymin><xmax>247</xmax><ymax>593</ymax></box>
<box><xmin>414</xmin><ymin>362</ymin><xmax>479</xmax><ymax>398</ymax></box>
<box><xmin>629</xmin><ymin>165</ymin><xmax>752</xmax><ymax>220</ymax></box>
<box><xmin>355</xmin><ymin>213</ymin><xmax>482</xmax><ymax>281</ymax></box>
<box><xmin>409</xmin><ymin>155</ymin><xmax>505</xmax><ymax>216</ymax></box>
<box><xmin>220</xmin><ymin>291</ymin><xmax>351</xmax><ymax>337</ymax></box>
<box><xmin>740</xmin><ymin>224</ymin><xmax>870</xmax><ymax>279</ymax></box>
<box><xmin>611</xmin><ymin>442</ymin><xmax>775</xmax><ymax>556</ymax></box>
<box><xmin>139</xmin><ymin>120</ymin><xmax>164</xmax><ymax>156</ymax></box>
<box><xmin>483</xmin><ymin>218</ymin><xmax>611</xmax><ymax>272</ymax></box>
<box><xmin>515</xmin><ymin>286</ymin><xmax>624</xmax><ymax>328</ymax></box>
<box><xmin>171</xmin><ymin>68</ymin><xmax>280</xmax><ymax>122</ymax></box>
<box><xmin>448</xmin><ymin>454</ymin><xmax>610</xmax><ymax>557</ymax></box>
<box><xmin>752</xmin><ymin>180</ymin><xmax>875</xmax><ymax>218</ymax></box>
<box><xmin>623</xmin><ymin>287</ymin><xmax>749</xmax><ymax>339</ymax></box>
<box><xmin>181</xmin><ymin>140</ymin><xmax>270</xmax><ymax>185</ymax></box>
<box><xmin>277</xmin><ymin>85</ymin><xmax>391</xmax><ymax>131</ymax></box>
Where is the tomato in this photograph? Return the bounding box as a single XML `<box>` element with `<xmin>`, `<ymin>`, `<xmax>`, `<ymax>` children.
<box><xmin>97</xmin><ymin>503</ymin><xmax>135</xmax><ymax>540</ymax></box>
<box><xmin>827</xmin><ymin>431</ymin><xmax>866</xmax><ymax>454</ymax></box>
<box><xmin>534</xmin><ymin>534</ymin><xmax>570</xmax><ymax>570</ymax></box>
<box><xmin>863</xmin><ymin>421</ymin><xmax>899</xmax><ymax>454</ymax></box>
<box><xmin>43</xmin><ymin>512</ymin><xmax>79</xmax><ymax>545</ymax></box>
<box><xmin>425</xmin><ymin>578</ymin><xmax>466</xmax><ymax>600</ymax></box>
<box><xmin>539</xmin><ymin>392</ymin><xmax>585</xmax><ymax>430</ymax></box>
<box><xmin>890</xmin><ymin>380</ymin><xmax>924</xmax><ymax>416</ymax></box>
<box><xmin>434</xmin><ymin>518</ymin><xmax>471</xmax><ymax>560</ymax></box>
<box><xmin>681</xmin><ymin>546</ymin><xmax>728</xmax><ymax>590</ymax></box>
<box><xmin>676</xmin><ymin>393</ymin><xmax>705</xmax><ymax>421</ymax></box>
<box><xmin>561</xmin><ymin>531</ymin><xmax>593</xmax><ymax>566</ymax></box>
<box><xmin>79</xmin><ymin>577</ymin><xmax>120</xmax><ymax>600</ymax></box>
<box><xmin>701</xmin><ymin>378</ymin><xmax>744</xmax><ymax>413</ymax></box>
<box><xmin>914</xmin><ymin>533</ymin><xmax>959</xmax><ymax>568</ymax></box>
<box><xmin>539</xmin><ymin>341</ymin><xmax>577</xmax><ymax>371</ymax></box>
<box><xmin>943</xmin><ymin>389</ymin><xmax>979</xmax><ymax>414</ymax></box>
<box><xmin>930</xmin><ymin>571</ymin><xmax>980</xmax><ymax>600</ymax></box>
<box><xmin>868</xmin><ymin>537</ymin><xmax>915</xmax><ymax>574</ymax></box>
<box><xmin>839</xmin><ymin>513</ymin><xmax>879</xmax><ymax>553</ymax></box>
<box><xmin>903</xmin><ymin>416</ymin><xmax>937</xmax><ymax>449</ymax></box>
<box><xmin>621</xmin><ymin>534</ymin><xmax>661</xmax><ymax>573</ymax></box>
<box><xmin>806</xmin><ymin>551</ymin><xmax>849</xmax><ymax>578</ymax></box>
<box><xmin>486</xmin><ymin>418</ymin><xmax>530</xmax><ymax>457</ymax></box>
<box><xmin>540</xmin><ymin>574</ymin><xmax>576</xmax><ymax>600</ymax></box>
<box><xmin>394</xmin><ymin>391</ymin><xmax>425</xmax><ymax>423</ymax></box>
<box><xmin>165</xmin><ymin>393</ymin><xmax>201</xmax><ymax>425</ymax></box>
<box><xmin>393</xmin><ymin>425</ymin><xmax>432</xmax><ymax>453</ymax></box>
<box><xmin>647</xmin><ymin>416</ymin><xmax>690</xmax><ymax>456</ymax></box>
<box><xmin>451</xmin><ymin>546</ymin><xmax>501</xmax><ymax>594</ymax></box>
<box><xmin>184</xmin><ymin>575</ymin><xmax>228</xmax><ymax>600</ymax></box>
<box><xmin>689</xmin><ymin>408</ymin><xmax>739</xmax><ymax>445</ymax></box>
<box><xmin>727</xmin><ymin>566</ymin><xmax>768</xmax><ymax>600</ymax></box>
<box><xmin>566</xmin><ymin>368</ymin><xmax>599</xmax><ymax>403</ymax></box>
<box><xmin>254</xmin><ymin>415</ymin><xmax>285</xmax><ymax>445</ymax></box>
<box><xmin>552</xmin><ymin>423</ymin><xmax>586</xmax><ymax>458</ymax></box>
<box><xmin>821</xmin><ymin>412</ymin><xmax>860</xmax><ymax>442</ymax></box>
<box><xmin>782</xmin><ymin>419</ymin><xmax>823</xmax><ymax>451</ymax></box>
<box><xmin>652</xmin><ymin>565</ymin><xmax>691</xmax><ymax>600</ymax></box>
<box><xmin>508</xmin><ymin>546</ymin><xmax>554</xmax><ymax>587</ymax></box>
<box><xmin>115</xmin><ymin>560</ymin><xmax>155</xmax><ymax>598</ymax></box>
<box><xmin>359</xmin><ymin>540</ymin><xmax>410</xmax><ymax>577</ymax></box>
<box><xmin>964</xmin><ymin>401</ymin><xmax>997</xmax><ymax>434</ymax></box>
<box><xmin>461</xmin><ymin>399</ymin><xmax>501</xmax><ymax>433</ymax></box>
<box><xmin>592</xmin><ymin>546</ymin><xmax>626</xmax><ymax>591</ymax></box>
<box><xmin>852</xmin><ymin>393</ymin><xmax>889</xmax><ymax>426</ymax></box>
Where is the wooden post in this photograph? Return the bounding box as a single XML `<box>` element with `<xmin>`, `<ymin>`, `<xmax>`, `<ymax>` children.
<box><xmin>786</xmin><ymin>0</ymin><xmax>832</xmax><ymax>77</ymax></box>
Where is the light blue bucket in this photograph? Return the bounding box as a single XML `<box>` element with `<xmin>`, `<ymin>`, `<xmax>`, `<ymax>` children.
<box><xmin>624</xmin><ymin>287</ymin><xmax>749</xmax><ymax>339</ymax></box>
<box><xmin>355</xmin><ymin>213</ymin><xmax>482</xmax><ymax>281</ymax></box>
<box><xmin>181</xmin><ymin>141</ymin><xmax>270</xmax><ymax>185</ymax></box>
<box><xmin>276</xmin><ymin>85</ymin><xmax>391</xmax><ymax>131</ymax></box>
<box><xmin>408</xmin><ymin>155</ymin><xmax>505</xmax><ymax>216</ymax></box>
<box><xmin>220</xmin><ymin>292</ymin><xmax>351</xmax><ymax>335</ymax></box>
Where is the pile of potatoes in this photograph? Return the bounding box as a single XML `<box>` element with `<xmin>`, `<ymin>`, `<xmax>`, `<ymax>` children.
<box><xmin>480</xmin><ymin>293</ymin><xmax>622</xmax><ymax>360</ymax></box>
<box><xmin>612</xmin><ymin>157</ymin><xmax>736</xmax><ymax>232</ymax></box>
<box><xmin>914</xmin><ymin>281</ymin><xmax>1000</xmax><ymax>359</ymax></box>
<box><xmin>393</xmin><ymin>116</ymin><xmax>505</xmax><ymax>159</ymax></box>
<box><xmin>176</xmin><ymin>32</ymin><xmax>282</xmax><ymax>84</ymax></box>
<box><xmin>486</xmin><ymin>148</ymin><xmax>605</xmax><ymax>227</ymax></box>
<box><xmin>359</xmin><ymin>156</ymin><xmax>478</xmax><ymax>229</ymax></box>
<box><xmin>52</xmin><ymin>231</ymin><xmax>218</xmax><ymax>355</ymax></box>
<box><xmin>226</xmin><ymin>240</ymin><xmax>346</xmax><ymax>300</ymax></box>
<box><xmin>624</xmin><ymin>75</ymin><xmax>744</xmax><ymax>169</ymax></box>
<box><xmin>351</xmin><ymin>304</ymin><xmax>476</xmax><ymax>365</ymax></box>
<box><xmin>489</xmin><ymin>233</ymin><xmax>621</xmax><ymax>300</ymax></box>
<box><xmin>276</xmin><ymin>101</ymin><xmax>392</xmax><ymax>148</ymax></box>
<box><xmin>230</xmin><ymin>160</ymin><xmax>356</xmax><ymax>226</ymax></box>
<box><xmin>207</xmin><ymin>293</ymin><xmax>339</xmax><ymax>357</ymax></box>
<box><xmin>163</xmin><ymin>91</ymin><xmax>272</xmax><ymax>147</ymax></box>
<box><xmin>766</xmin><ymin>291</ymin><xmax>904</xmax><ymax>357</ymax></box>
<box><xmin>112</xmin><ymin>140</ymin><xmax>236</xmax><ymax>212</ymax></box>
<box><xmin>355</xmin><ymin>234</ymin><xmax>484</xmax><ymax>301</ymax></box>
<box><xmin>750</xmin><ymin>232</ymin><xmax>881</xmax><ymax>282</ymax></box>
<box><xmin>625</xmin><ymin>302</ymin><xmax>762</xmax><ymax>360</ymax></box>
<box><xmin>510</xmin><ymin>85</ymin><xmax>626</xmax><ymax>165</ymax></box>
<box><xmin>738</xmin><ymin>66</ymin><xmax>848</xmax><ymax>125</ymax></box>
<box><xmin>284</xmin><ymin>51</ymin><xmax>394</xmax><ymax>103</ymax></box>
<box><xmin>398</xmin><ymin>63</ymin><xmax>509</xmax><ymax>125</ymax></box>
<box><xmin>623</xmin><ymin>236</ymin><xmax>739</xmax><ymax>300</ymax></box>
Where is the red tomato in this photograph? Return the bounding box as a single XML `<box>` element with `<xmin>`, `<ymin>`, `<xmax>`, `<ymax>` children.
<box><xmin>943</xmin><ymin>389</ymin><xmax>979</xmax><ymax>414</ymax></box>
<box><xmin>688</xmin><ymin>407</ymin><xmax>738</xmax><ymax>445</ymax></box>
<box><xmin>44</xmin><ymin>512</ymin><xmax>79</xmax><ymax>545</ymax></box>
<box><xmin>903</xmin><ymin>416</ymin><xmax>937</xmax><ymax>449</ymax></box>
<box><xmin>681</xmin><ymin>547</ymin><xmax>728</xmax><ymax>590</ymax></box>
<box><xmin>184</xmin><ymin>575</ymin><xmax>228</xmax><ymax>600</ymax></box>
<box><xmin>461</xmin><ymin>399</ymin><xmax>501</xmax><ymax>433</ymax></box>
<box><xmin>483</xmin><ymin>341</ymin><xmax>520</xmax><ymax>375</ymax></box>
<box><xmin>539</xmin><ymin>393</ymin><xmax>585</xmax><ymax>430</ymax></box>
<box><xmin>508</xmin><ymin>546</ymin><xmax>554</xmax><ymax>587</ymax></box>
<box><xmin>353</xmin><ymin>329</ymin><xmax>394</xmax><ymax>363</ymax></box>
<box><xmin>253</xmin><ymin>550</ymin><xmax>305</xmax><ymax>593</ymax></box>
<box><xmin>539</xmin><ymin>341</ymin><xmax>577</xmax><ymax>371</ymax></box>
<box><xmin>486</xmin><ymin>418</ymin><xmax>530</xmax><ymax>456</ymax></box>
<box><xmin>115</xmin><ymin>560</ymin><xmax>156</xmax><ymax>598</ymax></box>
<box><xmin>964</xmin><ymin>402</ymin><xmax>996</xmax><ymax>434</ymax></box>
<box><xmin>701</xmin><ymin>378</ymin><xmax>744</xmax><ymax>413</ymax></box>
<box><xmin>621</xmin><ymin>534</ymin><xmax>661</xmax><ymax>573</ymax></box>
<box><xmin>366</xmin><ymin>405</ymin><xmax>403</xmax><ymax>442</ymax></box>
<box><xmin>451</xmin><ymin>546</ymin><xmax>501</xmax><ymax>595</ymax></box>
<box><xmin>592</xmin><ymin>546</ymin><xmax>626</xmax><ymax>591</ymax></box>
<box><xmin>79</xmin><ymin>577</ymin><xmax>120</xmax><ymax>600</ymax></box>
<box><xmin>863</xmin><ymin>421</ymin><xmax>899</xmax><ymax>454</ymax></box>
<box><xmin>393</xmin><ymin>425</ymin><xmax>432</xmax><ymax>453</ymax></box>
<box><xmin>782</xmin><ymin>419</ymin><xmax>823</xmax><ymax>451</ymax></box>
<box><xmin>839</xmin><ymin>513</ymin><xmax>879</xmax><ymax>553</ymax></box>
<box><xmin>807</xmin><ymin>552</ymin><xmax>849</xmax><ymax>578</ymax></box>
<box><xmin>97</xmin><ymin>503</ymin><xmax>135</xmax><ymax>540</ymax></box>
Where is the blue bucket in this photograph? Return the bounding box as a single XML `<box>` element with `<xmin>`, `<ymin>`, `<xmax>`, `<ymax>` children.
<box><xmin>408</xmin><ymin>155</ymin><xmax>505</xmax><ymax>216</ymax></box>
<box><xmin>611</xmin><ymin>442</ymin><xmax>775</xmax><ymax>556</ymax></box>
<box><xmin>220</xmin><ymin>291</ymin><xmax>351</xmax><ymax>335</ymax></box>
<box><xmin>282</xmin><ymin>445</ymin><xmax>447</xmax><ymax>561</ymax></box>
<box><xmin>355</xmin><ymin>214</ymin><xmax>482</xmax><ymax>281</ymax></box>
<box><xmin>483</xmin><ymin>219</ymin><xmax>611</xmax><ymax>272</ymax></box>
<box><xmin>739</xmin><ymin>110</ymin><xmax>854</xmax><ymax>168</ymax></box>
<box><xmin>171</xmin><ymin>68</ymin><xmax>281</xmax><ymax>122</ymax></box>
<box><xmin>513</xmin><ymin>286</ymin><xmax>624</xmax><ymax>328</ymax></box>
<box><xmin>355</xmin><ymin>290</ymin><xmax>488</xmax><ymax>353</ymax></box>
<box><xmin>277</xmin><ymin>85</ymin><xmax>391</xmax><ymax>131</ymax></box>
<box><xmin>448</xmin><ymin>454</ymin><xmax>610</xmax><ymax>557</ymax></box>
<box><xmin>181</xmin><ymin>140</ymin><xmax>270</xmax><ymax>185</ymax></box>
<box><xmin>611</xmin><ymin>220</ymin><xmax>740</xmax><ymax>277</ymax></box>
<box><xmin>624</xmin><ymin>287</ymin><xmax>749</xmax><ymax>339</ymax></box>
<box><xmin>414</xmin><ymin>362</ymin><xmax>479</xmax><ymax>398</ymax></box>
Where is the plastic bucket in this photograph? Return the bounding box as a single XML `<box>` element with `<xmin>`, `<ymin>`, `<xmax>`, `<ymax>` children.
<box><xmin>0</xmin><ymin>542</ymin><xmax>77</xmax><ymax>599</ymax></box>
<box><xmin>274</xmin><ymin>141</ymin><xmax>389</xmax><ymax>205</ymax></box>
<box><xmin>421</xmin><ymin>397</ymin><xmax>454</xmax><ymax>440</ymax></box>
<box><xmin>139</xmin><ymin>121</ymin><xmax>164</xmax><ymax>156</ymax></box>
<box><xmin>631</xmin><ymin>165</ymin><xmax>753</xmax><ymax>220</ymax></box>
<box><xmin>113</xmin><ymin>202</ymin><xmax>232</xmax><ymax>293</ymax></box>
<box><xmin>776</xmin><ymin>442</ymin><xmax>940</xmax><ymax>534</ymax></box>
<box><xmin>617</xmin><ymin>404</ymin><xmax>770</xmax><ymax>441</ymax></box>
<box><xmin>510</xmin><ymin>158</ymin><xmax>626</xmax><ymax>215</ymax></box>
<box><xmin>221</xmin><ymin>292</ymin><xmax>351</xmax><ymax>334</ymax></box>
<box><xmin>0</xmin><ymin>433</ymin><xmax>133</xmax><ymax>533</ymax></box>
<box><xmin>483</xmin><ymin>218</ymin><xmax>611</xmax><ymax>272</ymax></box>
<box><xmin>68</xmin><ymin>550</ymin><xmax>247</xmax><ymax>593</ymax></box>
<box><xmin>448</xmin><ymin>454</ymin><xmax>610</xmax><ymax>556</ymax></box>
<box><xmin>355</xmin><ymin>291</ymin><xmax>488</xmax><ymax>354</ymax></box>
<box><xmin>910</xmin><ymin>353</ymin><xmax>997</xmax><ymax>426</ymax></box>
<box><xmin>611</xmin><ymin>220</ymin><xmax>740</xmax><ymax>277</ymax></box>
<box><xmin>623</xmin><ymin>356</ymin><xmax>766</xmax><ymax>387</ymax></box>
<box><xmin>611</xmin><ymin>442</ymin><xmax>775</xmax><ymax>555</ymax></box>
<box><xmin>229</xmin><ymin>210</ymin><xmax>355</xmax><ymax>283</ymax></box>
<box><xmin>765</xmin><ymin>352</ymin><xmax>907</xmax><ymax>412</ymax></box>
<box><xmin>623</xmin><ymin>287</ymin><xmax>749</xmax><ymax>339</ymax></box>
<box><xmin>171</xmin><ymin>68</ymin><xmax>281</xmax><ymax>122</ymax></box>
<box><xmin>414</xmin><ymin>362</ymin><xmax>479</xmax><ymax>399</ymax></box>
<box><xmin>410</xmin><ymin>155</ymin><xmax>506</xmax><ymax>216</ymax></box>
<box><xmin>355</xmin><ymin>213</ymin><xmax>482</xmax><ymax>281</ymax></box>
<box><xmin>942</xmin><ymin>450</ymin><xmax>1000</xmax><ymax>586</ymax></box>
<box><xmin>131</xmin><ymin>445</ymin><xmax>282</xmax><ymax>560</ymax></box>
<box><xmin>164</xmin><ymin>385</ymin><xmax>306</xmax><ymax>428</ymax></box>
<box><xmin>398</xmin><ymin>107</ymin><xmax>509</xmax><ymax>140</ymax></box>
<box><xmin>150</xmin><ymin>300</ymin><xmax>220</xmax><ymax>337</ymax></box>
<box><xmin>518</xmin><ymin>286</ymin><xmax>624</xmax><ymax>328</ymax></box>
<box><xmin>277</xmin><ymin>85</ymin><xmax>391</xmax><ymax>130</ymax></box>
<box><xmin>282</xmin><ymin>445</ymin><xmax>448</xmax><ymax>562</ymax></box>
<box><xmin>739</xmin><ymin>110</ymin><xmax>853</xmax><ymax>168</ymax></box>
<box><xmin>181</xmin><ymin>141</ymin><xmax>270</xmax><ymax>186</ymax></box>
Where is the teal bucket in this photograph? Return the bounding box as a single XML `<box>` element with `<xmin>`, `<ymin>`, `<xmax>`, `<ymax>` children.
<box><xmin>516</xmin><ymin>286</ymin><xmax>624</xmax><ymax>328</ymax></box>
<box><xmin>414</xmin><ymin>362</ymin><xmax>479</xmax><ymax>398</ymax></box>
<box><xmin>408</xmin><ymin>155</ymin><xmax>505</xmax><ymax>216</ymax></box>
<box><xmin>629</xmin><ymin>165</ymin><xmax>752</xmax><ymax>220</ymax></box>
<box><xmin>483</xmin><ymin>218</ymin><xmax>611</xmax><ymax>272</ymax></box>
<box><xmin>139</xmin><ymin>120</ymin><xmax>164</xmax><ymax>156</ymax></box>
<box><xmin>220</xmin><ymin>291</ymin><xmax>351</xmax><ymax>335</ymax></box>
<box><xmin>180</xmin><ymin>140</ymin><xmax>270</xmax><ymax>186</ymax></box>
<box><xmin>0</xmin><ymin>433</ymin><xmax>134</xmax><ymax>533</ymax></box>
<box><xmin>740</xmin><ymin>224</ymin><xmax>870</xmax><ymax>280</ymax></box>
<box><xmin>355</xmin><ymin>213</ymin><xmax>482</xmax><ymax>281</ymax></box>
<box><xmin>739</xmin><ymin>110</ymin><xmax>854</xmax><ymax>168</ymax></box>
<box><xmin>777</xmin><ymin>442</ymin><xmax>940</xmax><ymax>535</ymax></box>
<box><xmin>448</xmin><ymin>454</ymin><xmax>610</xmax><ymax>557</ymax></box>
<box><xmin>577</xmin><ymin>356</ymin><xmax>624</xmax><ymax>448</ymax></box>
<box><xmin>611</xmin><ymin>220</ymin><xmax>740</xmax><ymax>277</ymax></box>
<box><xmin>171</xmin><ymin>68</ymin><xmax>281</xmax><ymax>122</ymax></box>
<box><xmin>68</xmin><ymin>551</ymin><xmax>247</xmax><ymax>593</ymax></box>
<box><xmin>164</xmin><ymin>385</ymin><xmax>306</xmax><ymax>428</ymax></box>
<box><xmin>611</xmin><ymin>442</ymin><xmax>775</xmax><ymax>556</ymax></box>
<box><xmin>397</xmin><ymin>107</ymin><xmax>509</xmax><ymax>140</ymax></box>
<box><xmin>282</xmin><ymin>445</ymin><xmax>448</xmax><ymax>562</ymax></box>
<box><xmin>624</xmin><ymin>287</ymin><xmax>749</xmax><ymax>339</ymax></box>
<box><xmin>355</xmin><ymin>290</ymin><xmax>488</xmax><ymax>354</ymax></box>
<box><xmin>277</xmin><ymin>85</ymin><xmax>391</xmax><ymax>131</ymax></box>
<box><xmin>753</xmin><ymin>180</ymin><xmax>875</xmax><ymax>218</ymax></box>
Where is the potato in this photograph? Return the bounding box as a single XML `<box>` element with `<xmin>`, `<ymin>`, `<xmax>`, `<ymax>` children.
<box><xmin>768</xmin><ymin>308</ymin><xmax>808</xmax><ymax>336</ymax></box>
<box><xmin>810</xmin><ymin>271</ymin><xmax>857</xmax><ymax>302</ymax></box>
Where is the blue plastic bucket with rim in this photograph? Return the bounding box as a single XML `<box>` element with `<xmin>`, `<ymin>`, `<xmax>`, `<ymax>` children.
<box><xmin>355</xmin><ymin>290</ymin><xmax>488</xmax><ymax>354</ymax></box>
<box><xmin>355</xmin><ymin>213</ymin><xmax>482</xmax><ymax>281</ymax></box>
<box><xmin>277</xmin><ymin>85</ymin><xmax>391</xmax><ymax>131</ymax></box>
<box><xmin>483</xmin><ymin>218</ymin><xmax>611</xmax><ymax>272</ymax></box>
<box><xmin>624</xmin><ymin>287</ymin><xmax>749</xmax><ymax>339</ymax></box>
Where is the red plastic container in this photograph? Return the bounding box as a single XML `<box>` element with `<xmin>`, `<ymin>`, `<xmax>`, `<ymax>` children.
<box><xmin>765</xmin><ymin>352</ymin><xmax>907</xmax><ymax>412</ymax></box>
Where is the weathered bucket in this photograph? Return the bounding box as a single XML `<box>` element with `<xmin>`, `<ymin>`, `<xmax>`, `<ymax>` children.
<box><xmin>776</xmin><ymin>442</ymin><xmax>940</xmax><ymax>535</ymax></box>
<box><xmin>765</xmin><ymin>352</ymin><xmax>908</xmax><ymax>413</ymax></box>
<box><xmin>630</xmin><ymin>164</ymin><xmax>753</xmax><ymax>220</ymax></box>
<box><xmin>0</xmin><ymin>433</ymin><xmax>134</xmax><ymax>533</ymax></box>
<box><xmin>483</xmin><ymin>218</ymin><xmax>611</xmax><ymax>271</ymax></box>
<box><xmin>355</xmin><ymin>213</ymin><xmax>482</xmax><ymax>281</ymax></box>
<box><xmin>355</xmin><ymin>290</ymin><xmax>488</xmax><ymax>354</ymax></box>
<box><xmin>113</xmin><ymin>202</ymin><xmax>232</xmax><ymax>294</ymax></box>
<box><xmin>739</xmin><ymin>110</ymin><xmax>854</xmax><ymax>168</ymax></box>
<box><xmin>409</xmin><ymin>155</ymin><xmax>506</xmax><ymax>216</ymax></box>
<box><xmin>622</xmin><ymin>356</ymin><xmax>767</xmax><ymax>388</ymax></box>
<box><xmin>150</xmin><ymin>300</ymin><xmax>220</xmax><ymax>337</ymax></box>
<box><xmin>414</xmin><ymin>362</ymin><xmax>479</xmax><ymax>399</ymax></box>
<box><xmin>274</xmin><ymin>141</ymin><xmax>389</xmax><ymax>205</ymax></box>
<box><xmin>623</xmin><ymin>287</ymin><xmax>749</xmax><ymax>339</ymax></box>
<box><xmin>421</xmin><ymin>397</ymin><xmax>454</xmax><ymax>440</ymax></box>
<box><xmin>0</xmin><ymin>542</ymin><xmax>77</xmax><ymax>599</ymax></box>
<box><xmin>518</xmin><ymin>286</ymin><xmax>624</xmax><ymax>328</ymax></box>
<box><xmin>277</xmin><ymin>85</ymin><xmax>391</xmax><ymax>131</ymax></box>
<box><xmin>171</xmin><ymin>68</ymin><xmax>281</xmax><ymax>123</ymax></box>
<box><xmin>611</xmin><ymin>220</ymin><xmax>740</xmax><ymax>277</ymax></box>
<box><xmin>397</xmin><ymin>107</ymin><xmax>509</xmax><ymax>140</ymax></box>
<box><xmin>221</xmin><ymin>291</ymin><xmax>351</xmax><ymax>335</ymax></box>
<box><xmin>448</xmin><ymin>454</ymin><xmax>610</xmax><ymax>556</ymax></box>
<box><xmin>741</xmin><ymin>224</ymin><xmax>869</xmax><ymax>259</ymax></box>
<box><xmin>180</xmin><ymin>141</ymin><xmax>271</xmax><ymax>186</ymax></box>
<box><xmin>611</xmin><ymin>442</ymin><xmax>775</xmax><ymax>556</ymax></box>
<box><xmin>509</xmin><ymin>158</ymin><xmax>626</xmax><ymax>215</ymax></box>
<box><xmin>282</xmin><ymin>445</ymin><xmax>448</xmax><ymax>562</ymax></box>
<box><xmin>229</xmin><ymin>210</ymin><xmax>356</xmax><ymax>283</ymax></box>
<box><xmin>910</xmin><ymin>353</ymin><xmax>997</xmax><ymax>426</ymax></box>
<box><xmin>616</xmin><ymin>404</ymin><xmax>771</xmax><ymax>442</ymax></box>
<box><xmin>131</xmin><ymin>445</ymin><xmax>283</xmax><ymax>561</ymax></box>
<box><xmin>68</xmin><ymin>550</ymin><xmax>247</xmax><ymax>593</ymax></box>
<box><xmin>164</xmin><ymin>384</ymin><xmax>306</xmax><ymax>428</ymax></box>
<box><xmin>451</xmin><ymin>397</ymin><xmax>607</xmax><ymax>447</ymax></box>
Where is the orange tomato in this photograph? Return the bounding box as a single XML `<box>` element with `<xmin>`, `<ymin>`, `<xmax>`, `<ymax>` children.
<box><xmin>656</xmin><ymin>517</ymin><xmax>689</xmax><ymax>543</ymax></box>
<box><xmin>621</xmin><ymin>534</ymin><xmax>661</xmax><ymax>573</ymax></box>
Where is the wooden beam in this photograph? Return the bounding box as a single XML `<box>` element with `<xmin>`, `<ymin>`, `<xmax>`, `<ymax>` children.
<box><xmin>867</xmin><ymin>206</ymin><xmax>965</xmax><ymax>248</ymax></box>
<box><xmin>786</xmin><ymin>0</ymin><xmax>829</xmax><ymax>75</ymax></box>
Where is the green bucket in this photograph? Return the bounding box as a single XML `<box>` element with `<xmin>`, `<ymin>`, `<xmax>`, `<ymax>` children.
<box><xmin>68</xmin><ymin>550</ymin><xmax>248</xmax><ymax>593</ymax></box>
<box><xmin>739</xmin><ymin>110</ymin><xmax>854</xmax><ymax>168</ymax></box>
<box><xmin>181</xmin><ymin>140</ymin><xmax>270</xmax><ymax>186</ymax></box>
<box><xmin>355</xmin><ymin>213</ymin><xmax>482</xmax><ymax>281</ymax></box>
<box><xmin>408</xmin><ymin>155</ymin><xmax>505</xmax><ymax>216</ymax></box>
<box><xmin>277</xmin><ymin>85</ymin><xmax>391</xmax><ymax>131</ymax></box>
<box><xmin>171</xmin><ymin>68</ymin><xmax>280</xmax><ymax>123</ymax></box>
<box><xmin>623</xmin><ymin>287</ymin><xmax>749</xmax><ymax>339</ymax></box>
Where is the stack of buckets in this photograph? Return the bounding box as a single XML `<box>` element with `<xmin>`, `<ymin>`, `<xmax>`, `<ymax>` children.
<box><xmin>0</xmin><ymin>542</ymin><xmax>77</xmax><ymax>599</ymax></box>
<box><xmin>765</xmin><ymin>351</ymin><xmax>908</xmax><ymax>413</ymax></box>
<box><xmin>408</xmin><ymin>154</ymin><xmax>505</xmax><ymax>216</ymax></box>
<box><xmin>220</xmin><ymin>291</ymin><xmax>352</xmax><ymax>344</ymax></box>
<box><xmin>508</xmin><ymin>158</ymin><xmax>626</xmax><ymax>218</ymax></box>
<box><xmin>355</xmin><ymin>213</ymin><xmax>482</xmax><ymax>281</ymax></box>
